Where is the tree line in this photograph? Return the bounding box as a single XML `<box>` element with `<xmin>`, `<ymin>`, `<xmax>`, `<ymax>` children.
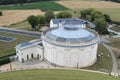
<box><xmin>27</xmin><ymin>10</ymin><xmax>72</xmax><ymax>29</ymax></box>
<box><xmin>0</xmin><ymin>0</ymin><xmax>52</xmax><ymax>5</ymax></box>
<box><xmin>28</xmin><ymin>9</ymin><xmax>112</xmax><ymax>35</ymax></box>
<box><xmin>80</xmin><ymin>8</ymin><xmax>111</xmax><ymax>34</ymax></box>
<box><xmin>104</xmin><ymin>0</ymin><xmax>120</xmax><ymax>3</ymax></box>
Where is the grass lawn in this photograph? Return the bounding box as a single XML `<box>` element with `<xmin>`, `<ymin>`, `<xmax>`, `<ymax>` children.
<box><xmin>107</xmin><ymin>38</ymin><xmax>120</xmax><ymax>49</ymax></box>
<box><xmin>0</xmin><ymin>69</ymin><xmax>119</xmax><ymax>80</ymax></box>
<box><xmin>98</xmin><ymin>8</ymin><xmax>120</xmax><ymax>22</ymax></box>
<box><xmin>107</xmin><ymin>38</ymin><xmax>120</xmax><ymax>69</ymax></box>
<box><xmin>0</xmin><ymin>32</ymin><xmax>36</xmax><ymax>58</ymax></box>
<box><xmin>10</xmin><ymin>21</ymin><xmax>31</xmax><ymax>31</ymax></box>
<box><xmin>0</xmin><ymin>1</ymin><xmax>69</xmax><ymax>11</ymax></box>
<box><xmin>110</xmin><ymin>26</ymin><xmax>120</xmax><ymax>32</ymax></box>
<box><xmin>84</xmin><ymin>44</ymin><xmax>112</xmax><ymax>72</ymax></box>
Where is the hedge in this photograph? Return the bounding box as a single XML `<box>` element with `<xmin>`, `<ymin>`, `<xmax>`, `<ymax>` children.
<box><xmin>0</xmin><ymin>57</ymin><xmax>10</xmax><ymax>65</ymax></box>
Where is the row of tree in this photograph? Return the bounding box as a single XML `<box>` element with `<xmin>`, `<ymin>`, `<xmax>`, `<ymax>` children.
<box><xmin>28</xmin><ymin>8</ymin><xmax>112</xmax><ymax>35</ymax></box>
<box><xmin>27</xmin><ymin>10</ymin><xmax>72</xmax><ymax>29</ymax></box>
<box><xmin>104</xmin><ymin>0</ymin><xmax>120</xmax><ymax>3</ymax></box>
<box><xmin>0</xmin><ymin>11</ymin><xmax>2</xmax><ymax>16</ymax></box>
<box><xmin>0</xmin><ymin>0</ymin><xmax>52</xmax><ymax>5</ymax></box>
<box><xmin>80</xmin><ymin>8</ymin><xmax>111</xmax><ymax>34</ymax></box>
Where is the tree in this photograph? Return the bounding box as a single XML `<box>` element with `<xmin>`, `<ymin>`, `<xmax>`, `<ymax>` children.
<box><xmin>45</xmin><ymin>10</ymin><xmax>55</xmax><ymax>23</ymax></box>
<box><xmin>0</xmin><ymin>11</ymin><xmax>2</xmax><ymax>16</ymax></box>
<box><xmin>94</xmin><ymin>18</ymin><xmax>108</xmax><ymax>34</ymax></box>
<box><xmin>56</xmin><ymin>11</ymin><xmax>72</xmax><ymax>18</ymax></box>
<box><xmin>104</xmin><ymin>14</ymin><xmax>112</xmax><ymax>22</ymax></box>
<box><xmin>27</xmin><ymin>15</ymin><xmax>38</xmax><ymax>29</ymax></box>
<box><xmin>37</xmin><ymin>15</ymin><xmax>46</xmax><ymax>28</ymax></box>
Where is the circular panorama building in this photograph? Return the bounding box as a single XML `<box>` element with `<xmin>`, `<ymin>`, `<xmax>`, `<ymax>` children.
<box><xmin>42</xmin><ymin>24</ymin><xmax>99</xmax><ymax>68</ymax></box>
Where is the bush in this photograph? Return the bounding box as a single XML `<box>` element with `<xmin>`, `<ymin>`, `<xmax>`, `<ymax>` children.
<box><xmin>37</xmin><ymin>15</ymin><xmax>46</xmax><ymax>25</ymax></box>
<box><xmin>45</xmin><ymin>10</ymin><xmax>55</xmax><ymax>23</ymax></box>
<box><xmin>27</xmin><ymin>15</ymin><xmax>39</xmax><ymax>29</ymax></box>
<box><xmin>0</xmin><ymin>57</ymin><xmax>10</xmax><ymax>65</ymax></box>
<box><xmin>56</xmin><ymin>11</ymin><xmax>72</xmax><ymax>18</ymax></box>
<box><xmin>0</xmin><ymin>11</ymin><xmax>2</xmax><ymax>16</ymax></box>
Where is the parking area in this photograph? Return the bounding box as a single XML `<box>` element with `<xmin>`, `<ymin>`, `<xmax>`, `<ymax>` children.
<box><xmin>0</xmin><ymin>35</ymin><xmax>16</xmax><ymax>42</ymax></box>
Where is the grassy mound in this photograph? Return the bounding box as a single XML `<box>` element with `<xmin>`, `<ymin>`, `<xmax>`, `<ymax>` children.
<box><xmin>0</xmin><ymin>1</ymin><xmax>69</xmax><ymax>11</ymax></box>
<box><xmin>0</xmin><ymin>69</ymin><xmax>119</xmax><ymax>80</ymax></box>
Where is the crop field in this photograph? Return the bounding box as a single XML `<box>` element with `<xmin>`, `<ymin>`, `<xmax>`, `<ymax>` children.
<box><xmin>0</xmin><ymin>69</ymin><xmax>119</xmax><ymax>80</ymax></box>
<box><xmin>0</xmin><ymin>32</ymin><xmax>36</xmax><ymax>58</ymax></box>
<box><xmin>0</xmin><ymin>10</ymin><xmax>43</xmax><ymax>26</ymax></box>
<box><xmin>57</xmin><ymin>1</ymin><xmax>120</xmax><ymax>9</ymax></box>
<box><xmin>0</xmin><ymin>1</ymin><xmax>69</xmax><ymax>11</ymax></box>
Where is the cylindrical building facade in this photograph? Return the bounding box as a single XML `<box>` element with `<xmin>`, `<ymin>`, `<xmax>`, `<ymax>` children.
<box><xmin>42</xmin><ymin>25</ymin><xmax>99</xmax><ymax>68</ymax></box>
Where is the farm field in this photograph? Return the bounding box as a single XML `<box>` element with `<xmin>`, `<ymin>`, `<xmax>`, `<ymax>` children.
<box><xmin>0</xmin><ymin>1</ymin><xmax>69</xmax><ymax>11</ymax></box>
<box><xmin>0</xmin><ymin>32</ymin><xmax>36</xmax><ymax>58</ymax></box>
<box><xmin>0</xmin><ymin>69</ymin><xmax>119</xmax><ymax>80</ymax></box>
<box><xmin>57</xmin><ymin>1</ymin><xmax>120</xmax><ymax>9</ymax></box>
<box><xmin>0</xmin><ymin>10</ymin><xmax>43</xmax><ymax>26</ymax></box>
<box><xmin>57</xmin><ymin>1</ymin><xmax>120</xmax><ymax>22</ymax></box>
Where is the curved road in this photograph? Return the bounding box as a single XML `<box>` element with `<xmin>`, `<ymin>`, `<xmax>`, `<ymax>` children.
<box><xmin>103</xmin><ymin>44</ymin><xmax>118</xmax><ymax>75</ymax></box>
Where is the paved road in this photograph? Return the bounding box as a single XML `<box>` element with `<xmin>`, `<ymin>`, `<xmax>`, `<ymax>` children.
<box><xmin>0</xmin><ymin>27</ymin><xmax>41</xmax><ymax>38</ymax></box>
<box><xmin>103</xmin><ymin>44</ymin><xmax>118</xmax><ymax>75</ymax></box>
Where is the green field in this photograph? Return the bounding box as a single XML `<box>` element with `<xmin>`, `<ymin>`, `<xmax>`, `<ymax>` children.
<box><xmin>10</xmin><ymin>21</ymin><xmax>31</xmax><ymax>31</ymax></box>
<box><xmin>0</xmin><ymin>1</ymin><xmax>69</xmax><ymax>11</ymax></box>
<box><xmin>107</xmin><ymin>38</ymin><xmax>120</xmax><ymax>69</ymax></box>
<box><xmin>0</xmin><ymin>69</ymin><xmax>119</xmax><ymax>80</ymax></box>
<box><xmin>85</xmin><ymin>44</ymin><xmax>112</xmax><ymax>72</ymax></box>
<box><xmin>0</xmin><ymin>32</ymin><xmax>36</xmax><ymax>58</ymax></box>
<box><xmin>108</xmin><ymin>38</ymin><xmax>120</xmax><ymax>49</ymax></box>
<box><xmin>98</xmin><ymin>8</ymin><xmax>120</xmax><ymax>22</ymax></box>
<box><xmin>110</xmin><ymin>26</ymin><xmax>120</xmax><ymax>32</ymax></box>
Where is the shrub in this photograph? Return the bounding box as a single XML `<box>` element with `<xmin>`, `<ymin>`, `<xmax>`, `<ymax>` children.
<box><xmin>27</xmin><ymin>15</ymin><xmax>39</xmax><ymax>29</ymax></box>
<box><xmin>0</xmin><ymin>11</ymin><xmax>2</xmax><ymax>16</ymax></box>
<box><xmin>0</xmin><ymin>57</ymin><xmax>10</xmax><ymax>65</ymax></box>
<box><xmin>45</xmin><ymin>10</ymin><xmax>55</xmax><ymax>23</ymax></box>
<box><xmin>56</xmin><ymin>11</ymin><xmax>72</xmax><ymax>18</ymax></box>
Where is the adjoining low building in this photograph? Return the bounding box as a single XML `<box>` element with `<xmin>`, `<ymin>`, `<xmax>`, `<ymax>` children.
<box><xmin>15</xmin><ymin>18</ymin><xmax>99</xmax><ymax>68</ymax></box>
<box><xmin>15</xmin><ymin>39</ymin><xmax>43</xmax><ymax>62</ymax></box>
<box><xmin>50</xmin><ymin>18</ymin><xmax>86</xmax><ymax>28</ymax></box>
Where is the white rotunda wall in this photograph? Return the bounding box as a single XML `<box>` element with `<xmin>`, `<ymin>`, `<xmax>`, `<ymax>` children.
<box><xmin>16</xmin><ymin>46</ymin><xmax>43</xmax><ymax>62</ymax></box>
<box><xmin>43</xmin><ymin>40</ymin><xmax>98</xmax><ymax>68</ymax></box>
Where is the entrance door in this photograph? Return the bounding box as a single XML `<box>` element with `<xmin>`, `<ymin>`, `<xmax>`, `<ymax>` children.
<box><xmin>31</xmin><ymin>54</ymin><xmax>33</xmax><ymax>58</ymax></box>
<box><xmin>22</xmin><ymin>58</ymin><xmax>24</xmax><ymax>62</ymax></box>
<box><xmin>27</xmin><ymin>55</ymin><xmax>29</xmax><ymax>60</ymax></box>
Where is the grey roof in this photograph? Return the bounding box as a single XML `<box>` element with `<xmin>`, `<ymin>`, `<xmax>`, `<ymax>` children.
<box><xmin>16</xmin><ymin>39</ymin><xmax>43</xmax><ymax>50</ymax></box>
<box><xmin>51</xmin><ymin>18</ymin><xmax>84</xmax><ymax>25</ymax></box>
<box><xmin>18</xmin><ymin>41</ymin><xmax>32</xmax><ymax>48</ymax></box>
<box><xmin>42</xmin><ymin>25</ymin><xmax>98</xmax><ymax>43</ymax></box>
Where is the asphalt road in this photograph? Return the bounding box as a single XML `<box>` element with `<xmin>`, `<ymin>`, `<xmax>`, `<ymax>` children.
<box><xmin>0</xmin><ymin>27</ymin><xmax>41</xmax><ymax>38</ymax></box>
